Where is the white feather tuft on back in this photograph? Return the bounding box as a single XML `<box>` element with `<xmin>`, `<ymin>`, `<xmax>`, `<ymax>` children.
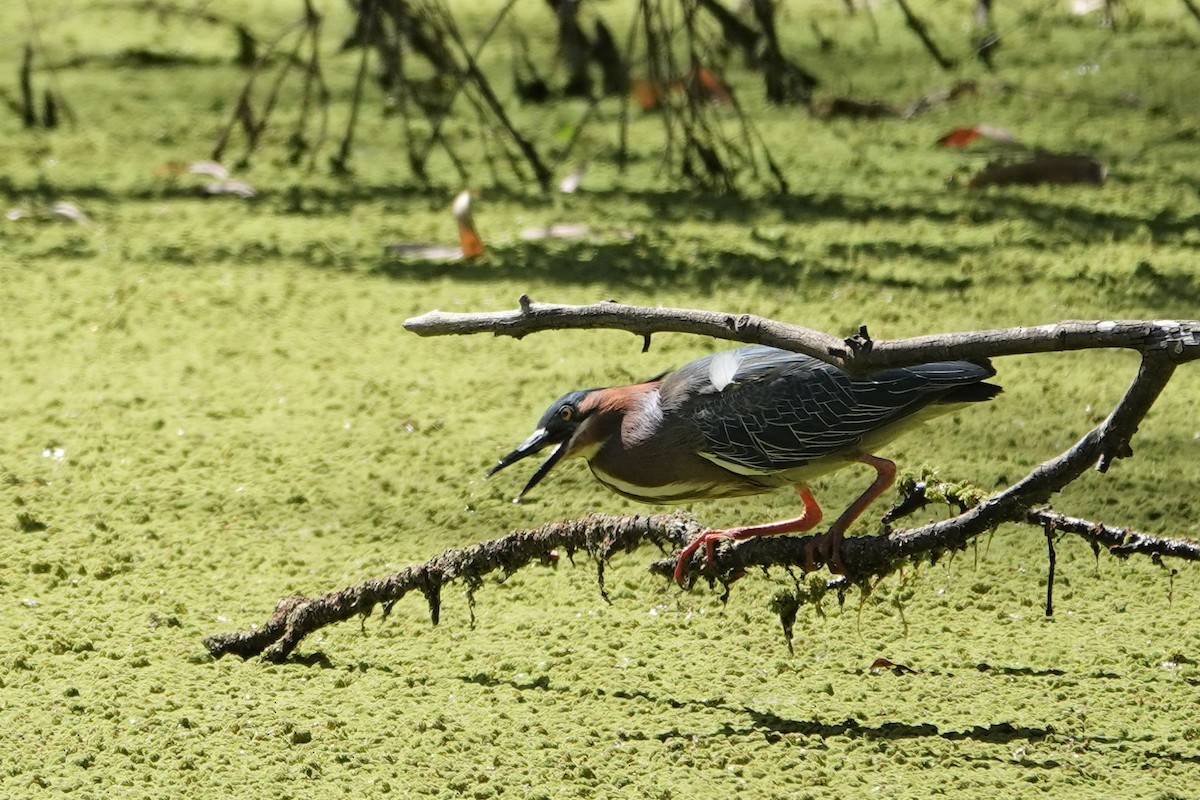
<box><xmin>708</xmin><ymin>350</ymin><xmax>740</xmax><ymax>392</ymax></box>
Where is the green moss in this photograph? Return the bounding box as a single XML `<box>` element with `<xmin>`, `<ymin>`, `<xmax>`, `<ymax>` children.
<box><xmin>1</xmin><ymin>1</ymin><xmax>1199</xmax><ymax>797</ymax></box>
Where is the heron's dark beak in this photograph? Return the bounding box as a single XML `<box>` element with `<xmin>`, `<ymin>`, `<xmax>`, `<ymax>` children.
<box><xmin>488</xmin><ymin>428</ymin><xmax>568</xmax><ymax>499</ymax></box>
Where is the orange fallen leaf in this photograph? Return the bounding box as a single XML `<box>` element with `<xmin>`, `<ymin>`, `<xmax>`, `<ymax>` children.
<box><xmin>937</xmin><ymin>124</ymin><xmax>1018</xmax><ymax>148</ymax></box>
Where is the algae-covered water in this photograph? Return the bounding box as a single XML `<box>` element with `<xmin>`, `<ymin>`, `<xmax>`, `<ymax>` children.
<box><xmin>2</xmin><ymin>1</ymin><xmax>1199</xmax><ymax>797</ymax></box>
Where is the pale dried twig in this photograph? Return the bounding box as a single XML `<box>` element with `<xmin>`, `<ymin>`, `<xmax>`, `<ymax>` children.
<box><xmin>403</xmin><ymin>295</ymin><xmax>1200</xmax><ymax>371</ymax></box>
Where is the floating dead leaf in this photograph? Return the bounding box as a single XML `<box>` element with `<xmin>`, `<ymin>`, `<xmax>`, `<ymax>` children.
<box><xmin>190</xmin><ymin>160</ymin><xmax>230</xmax><ymax>179</ymax></box>
<box><xmin>7</xmin><ymin>204</ymin><xmax>89</xmax><ymax>224</ymax></box>
<box><xmin>936</xmin><ymin>124</ymin><xmax>1018</xmax><ymax>148</ymax></box>
<box><xmin>50</xmin><ymin>201</ymin><xmax>89</xmax><ymax>224</ymax></box>
<box><xmin>519</xmin><ymin>223</ymin><xmax>595</xmax><ymax>241</ymax></box>
<box><xmin>967</xmin><ymin>153</ymin><xmax>1106</xmax><ymax>189</ymax></box>
<box><xmin>204</xmin><ymin>179</ymin><xmax>256</xmax><ymax>198</ymax></box>
<box><xmin>870</xmin><ymin>657</ymin><xmax>918</xmax><ymax>675</ymax></box>
<box><xmin>519</xmin><ymin>223</ymin><xmax>635</xmax><ymax>243</ymax></box>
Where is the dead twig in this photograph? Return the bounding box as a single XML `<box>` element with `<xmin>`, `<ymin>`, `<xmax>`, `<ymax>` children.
<box><xmin>894</xmin><ymin>0</ymin><xmax>956</xmax><ymax>71</ymax></box>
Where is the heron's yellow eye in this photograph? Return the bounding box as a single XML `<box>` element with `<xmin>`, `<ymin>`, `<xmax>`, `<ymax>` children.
<box><xmin>559</xmin><ymin>406</ymin><xmax>574</xmax><ymax>422</ymax></box>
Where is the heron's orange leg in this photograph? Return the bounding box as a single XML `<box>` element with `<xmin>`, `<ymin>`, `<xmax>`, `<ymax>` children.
<box><xmin>803</xmin><ymin>454</ymin><xmax>896</xmax><ymax>575</ymax></box>
<box><xmin>673</xmin><ymin>485</ymin><xmax>823</xmax><ymax>584</ymax></box>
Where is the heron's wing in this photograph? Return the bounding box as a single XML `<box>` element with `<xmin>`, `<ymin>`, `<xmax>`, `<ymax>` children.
<box><xmin>666</xmin><ymin>346</ymin><xmax>992</xmax><ymax>474</ymax></box>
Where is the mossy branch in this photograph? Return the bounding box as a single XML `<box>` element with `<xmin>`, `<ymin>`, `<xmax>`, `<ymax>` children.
<box><xmin>204</xmin><ymin>513</ymin><xmax>694</xmax><ymax>662</ymax></box>
<box><xmin>204</xmin><ymin>502</ymin><xmax>1200</xmax><ymax>663</ymax></box>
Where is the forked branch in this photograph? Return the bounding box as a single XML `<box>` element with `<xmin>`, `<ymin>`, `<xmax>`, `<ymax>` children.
<box><xmin>403</xmin><ymin>296</ymin><xmax>1200</xmax><ymax>372</ymax></box>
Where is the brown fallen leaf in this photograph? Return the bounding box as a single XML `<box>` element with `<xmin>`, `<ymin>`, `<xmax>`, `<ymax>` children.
<box><xmin>518</xmin><ymin>223</ymin><xmax>635</xmax><ymax>242</ymax></box>
<box><xmin>50</xmin><ymin>201</ymin><xmax>89</xmax><ymax>224</ymax></box>
<box><xmin>967</xmin><ymin>153</ymin><xmax>1106</xmax><ymax>189</ymax></box>
<box><xmin>631</xmin><ymin>78</ymin><xmax>661</xmax><ymax>112</ymax></box>
<box><xmin>154</xmin><ymin>160</ymin><xmax>189</xmax><ymax>179</ymax></box>
<box><xmin>870</xmin><ymin>657</ymin><xmax>918</xmax><ymax>675</ymax></box>
<box><xmin>204</xmin><ymin>179</ymin><xmax>256</xmax><ymax>198</ymax></box>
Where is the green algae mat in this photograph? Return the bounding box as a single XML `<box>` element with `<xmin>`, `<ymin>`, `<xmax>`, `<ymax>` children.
<box><xmin>3</xmin><ymin>1</ymin><xmax>1200</xmax><ymax>797</ymax></box>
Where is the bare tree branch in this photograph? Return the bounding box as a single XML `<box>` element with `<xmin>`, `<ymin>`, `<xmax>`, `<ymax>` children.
<box><xmin>1029</xmin><ymin>508</ymin><xmax>1200</xmax><ymax>562</ymax></box>
<box><xmin>403</xmin><ymin>296</ymin><xmax>1200</xmax><ymax>372</ymax></box>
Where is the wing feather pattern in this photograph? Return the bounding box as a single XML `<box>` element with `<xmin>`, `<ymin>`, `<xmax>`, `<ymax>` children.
<box><xmin>659</xmin><ymin>345</ymin><xmax>996</xmax><ymax>474</ymax></box>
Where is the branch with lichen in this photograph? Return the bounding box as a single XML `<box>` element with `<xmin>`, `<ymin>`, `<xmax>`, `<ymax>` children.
<box><xmin>204</xmin><ymin>513</ymin><xmax>694</xmax><ymax>662</ymax></box>
<box><xmin>203</xmin><ymin>499</ymin><xmax>1200</xmax><ymax>663</ymax></box>
<box><xmin>202</xmin><ymin>301</ymin><xmax>1200</xmax><ymax>662</ymax></box>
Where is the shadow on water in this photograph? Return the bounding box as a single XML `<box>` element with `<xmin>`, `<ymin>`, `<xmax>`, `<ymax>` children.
<box><xmin>272</xmin><ymin>664</ymin><xmax>1200</xmax><ymax>765</ymax></box>
<box><xmin>12</xmin><ymin>174</ymin><xmax>1198</xmax><ymax>302</ymax></box>
<box><xmin>6</xmin><ymin>174</ymin><xmax>1199</xmax><ymax>244</ymax></box>
<box><xmin>368</xmin><ymin>233</ymin><xmax>1196</xmax><ymax>302</ymax></box>
<box><xmin>371</xmin><ymin>239</ymin><xmax>813</xmax><ymax>292</ymax></box>
<box><xmin>442</xmin><ymin>678</ymin><xmax>1061</xmax><ymax>747</ymax></box>
<box><xmin>369</xmin><ymin>238</ymin><xmax>986</xmax><ymax>293</ymax></box>
<box><xmin>738</xmin><ymin>708</ymin><xmax>1058</xmax><ymax>746</ymax></box>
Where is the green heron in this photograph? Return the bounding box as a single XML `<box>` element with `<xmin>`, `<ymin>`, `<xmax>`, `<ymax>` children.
<box><xmin>490</xmin><ymin>345</ymin><xmax>1001</xmax><ymax>581</ymax></box>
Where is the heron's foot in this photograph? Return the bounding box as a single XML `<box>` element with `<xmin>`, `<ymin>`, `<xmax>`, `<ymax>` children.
<box><xmin>673</xmin><ymin>530</ymin><xmax>730</xmax><ymax>585</ymax></box>
<box><xmin>803</xmin><ymin>530</ymin><xmax>848</xmax><ymax>576</ymax></box>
